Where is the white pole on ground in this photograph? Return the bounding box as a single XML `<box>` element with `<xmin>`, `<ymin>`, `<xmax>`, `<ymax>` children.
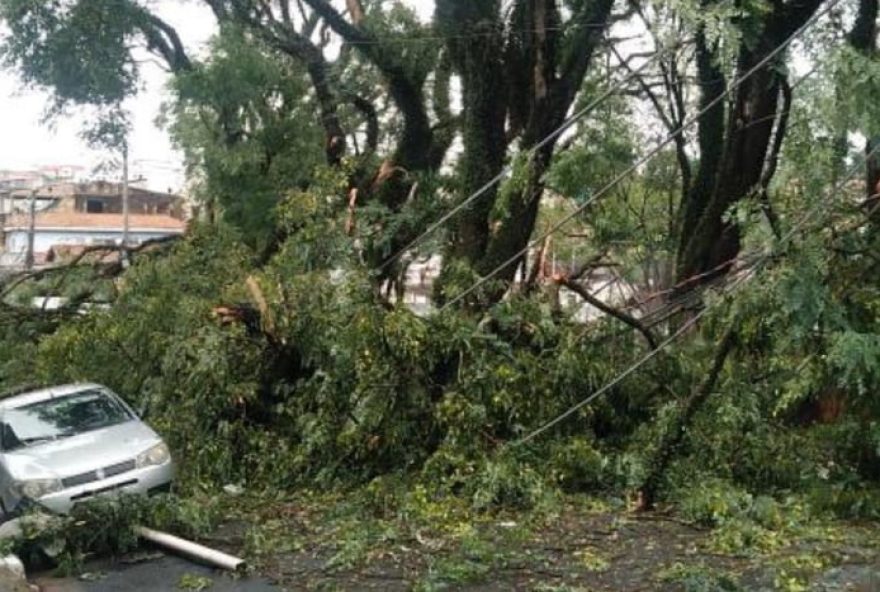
<box><xmin>135</xmin><ymin>526</ymin><xmax>246</xmax><ymax>572</ymax></box>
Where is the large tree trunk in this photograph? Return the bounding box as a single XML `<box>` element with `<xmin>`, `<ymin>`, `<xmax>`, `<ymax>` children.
<box><xmin>480</xmin><ymin>0</ymin><xmax>613</xmax><ymax>291</ymax></box>
<box><xmin>435</xmin><ymin>0</ymin><xmax>508</xmax><ymax>263</ymax></box>
<box><xmin>678</xmin><ymin>49</ymin><xmax>780</xmax><ymax>284</ymax></box>
<box><xmin>675</xmin><ymin>24</ymin><xmax>726</xmax><ymax>278</ymax></box>
<box><xmin>676</xmin><ymin>1</ymin><xmax>824</xmax><ymax>288</ymax></box>
<box><xmin>480</xmin><ymin>140</ymin><xmax>555</xmax><ymax>282</ymax></box>
<box><xmin>436</xmin><ymin>0</ymin><xmax>614</xmax><ymax>305</ymax></box>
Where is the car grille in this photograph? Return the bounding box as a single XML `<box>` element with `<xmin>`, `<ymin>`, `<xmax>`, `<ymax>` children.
<box><xmin>61</xmin><ymin>459</ymin><xmax>137</xmax><ymax>488</ymax></box>
<box><xmin>104</xmin><ymin>459</ymin><xmax>137</xmax><ymax>477</ymax></box>
<box><xmin>70</xmin><ymin>479</ymin><xmax>138</xmax><ymax>502</ymax></box>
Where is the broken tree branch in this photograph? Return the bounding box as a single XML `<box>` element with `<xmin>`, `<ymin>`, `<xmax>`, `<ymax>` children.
<box><xmin>556</xmin><ymin>276</ymin><xmax>659</xmax><ymax>350</ymax></box>
<box><xmin>0</xmin><ymin>236</ymin><xmax>182</xmax><ymax>299</ymax></box>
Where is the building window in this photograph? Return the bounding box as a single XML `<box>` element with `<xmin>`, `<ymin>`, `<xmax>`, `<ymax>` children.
<box><xmin>86</xmin><ymin>199</ymin><xmax>104</xmax><ymax>213</ymax></box>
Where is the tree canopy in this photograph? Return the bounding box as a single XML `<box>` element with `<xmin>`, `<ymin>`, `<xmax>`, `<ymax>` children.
<box><xmin>1</xmin><ymin>0</ymin><xmax>880</xmax><ymax>545</ymax></box>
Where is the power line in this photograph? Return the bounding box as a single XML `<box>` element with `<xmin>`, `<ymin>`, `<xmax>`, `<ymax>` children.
<box><xmin>566</xmin><ymin>72</ymin><xmax>826</xmax><ymax>324</ymax></box>
<box><xmin>514</xmin><ymin>141</ymin><xmax>879</xmax><ymax>446</ymax></box>
<box><xmin>557</xmin><ymin>69</ymin><xmax>837</xmax><ymax>353</ymax></box>
<box><xmin>440</xmin><ymin>0</ymin><xmax>840</xmax><ymax>311</ymax></box>
<box><xmin>521</xmin><ymin>300</ymin><xmax>713</xmax><ymax>446</ymax></box>
<box><xmin>379</xmin><ymin>48</ymin><xmax>667</xmax><ymax>273</ymax></box>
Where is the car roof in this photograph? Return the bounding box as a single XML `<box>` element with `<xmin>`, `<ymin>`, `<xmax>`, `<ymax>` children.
<box><xmin>0</xmin><ymin>383</ymin><xmax>108</xmax><ymax>411</ymax></box>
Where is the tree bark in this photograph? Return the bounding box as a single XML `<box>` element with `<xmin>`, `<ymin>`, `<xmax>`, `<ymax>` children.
<box><xmin>675</xmin><ymin>21</ymin><xmax>725</xmax><ymax>275</ymax></box>
<box><xmin>482</xmin><ymin>0</ymin><xmax>613</xmax><ymax>284</ymax></box>
<box><xmin>302</xmin><ymin>0</ymin><xmax>435</xmax><ymax>176</ymax></box>
<box><xmin>676</xmin><ymin>1</ymin><xmax>824</xmax><ymax>288</ymax></box>
<box><xmin>139</xmin><ymin>12</ymin><xmax>193</xmax><ymax>72</ymax></box>
<box><xmin>679</xmin><ymin>55</ymin><xmax>779</xmax><ymax>284</ymax></box>
<box><xmin>437</xmin><ymin>0</ymin><xmax>614</xmax><ymax>304</ymax></box>
<box><xmin>435</xmin><ymin>0</ymin><xmax>508</xmax><ymax>264</ymax></box>
<box><xmin>757</xmin><ymin>78</ymin><xmax>791</xmax><ymax>239</ymax></box>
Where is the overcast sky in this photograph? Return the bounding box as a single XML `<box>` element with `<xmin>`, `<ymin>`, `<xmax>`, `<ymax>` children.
<box><xmin>0</xmin><ymin>2</ymin><xmax>218</xmax><ymax>193</ymax></box>
<box><xmin>0</xmin><ymin>1</ymin><xmax>444</xmax><ymax>193</ymax></box>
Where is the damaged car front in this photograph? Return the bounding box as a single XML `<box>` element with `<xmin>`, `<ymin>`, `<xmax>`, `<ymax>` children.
<box><xmin>0</xmin><ymin>384</ymin><xmax>174</xmax><ymax>517</ymax></box>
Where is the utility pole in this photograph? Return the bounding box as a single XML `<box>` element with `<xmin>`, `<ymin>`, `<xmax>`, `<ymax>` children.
<box><xmin>0</xmin><ymin>191</ymin><xmax>6</xmax><ymax>247</ymax></box>
<box><xmin>25</xmin><ymin>189</ymin><xmax>35</xmax><ymax>270</ymax></box>
<box><xmin>122</xmin><ymin>140</ymin><xmax>130</xmax><ymax>247</ymax></box>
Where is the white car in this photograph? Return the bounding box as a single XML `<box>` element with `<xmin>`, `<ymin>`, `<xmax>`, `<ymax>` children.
<box><xmin>0</xmin><ymin>383</ymin><xmax>174</xmax><ymax>516</ymax></box>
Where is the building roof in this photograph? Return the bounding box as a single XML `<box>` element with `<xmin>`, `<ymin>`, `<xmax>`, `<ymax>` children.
<box><xmin>4</xmin><ymin>212</ymin><xmax>187</xmax><ymax>232</ymax></box>
<box><xmin>8</xmin><ymin>180</ymin><xmax>181</xmax><ymax>201</ymax></box>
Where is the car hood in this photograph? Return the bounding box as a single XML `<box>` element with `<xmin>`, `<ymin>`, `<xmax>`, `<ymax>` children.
<box><xmin>2</xmin><ymin>421</ymin><xmax>161</xmax><ymax>480</ymax></box>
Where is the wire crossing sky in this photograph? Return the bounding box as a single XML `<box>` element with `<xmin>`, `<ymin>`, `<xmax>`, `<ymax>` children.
<box><xmin>514</xmin><ymin>139</ymin><xmax>880</xmax><ymax>447</ymax></box>
<box><xmin>439</xmin><ymin>0</ymin><xmax>841</xmax><ymax>311</ymax></box>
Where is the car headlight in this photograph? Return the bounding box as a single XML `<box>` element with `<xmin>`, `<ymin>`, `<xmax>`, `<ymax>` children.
<box><xmin>136</xmin><ymin>442</ymin><xmax>171</xmax><ymax>468</ymax></box>
<box><xmin>14</xmin><ymin>478</ymin><xmax>62</xmax><ymax>500</ymax></box>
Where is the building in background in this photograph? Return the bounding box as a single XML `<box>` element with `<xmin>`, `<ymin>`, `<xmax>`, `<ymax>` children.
<box><xmin>0</xmin><ymin>170</ymin><xmax>45</xmax><ymax>193</ymax></box>
<box><xmin>0</xmin><ymin>176</ymin><xmax>187</xmax><ymax>270</ymax></box>
<box><xmin>2</xmin><ymin>180</ymin><xmax>184</xmax><ymax>218</ymax></box>
<box><xmin>0</xmin><ymin>212</ymin><xmax>186</xmax><ymax>268</ymax></box>
<box><xmin>0</xmin><ymin>166</ymin><xmax>85</xmax><ymax>211</ymax></box>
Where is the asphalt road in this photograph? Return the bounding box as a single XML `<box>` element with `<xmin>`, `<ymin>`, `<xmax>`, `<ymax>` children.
<box><xmin>33</xmin><ymin>553</ymin><xmax>279</xmax><ymax>591</ymax></box>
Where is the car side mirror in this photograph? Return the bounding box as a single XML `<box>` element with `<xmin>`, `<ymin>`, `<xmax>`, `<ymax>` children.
<box><xmin>0</xmin><ymin>422</ymin><xmax>20</xmax><ymax>452</ymax></box>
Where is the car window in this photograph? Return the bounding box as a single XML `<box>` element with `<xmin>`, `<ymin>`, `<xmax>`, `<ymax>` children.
<box><xmin>0</xmin><ymin>389</ymin><xmax>133</xmax><ymax>451</ymax></box>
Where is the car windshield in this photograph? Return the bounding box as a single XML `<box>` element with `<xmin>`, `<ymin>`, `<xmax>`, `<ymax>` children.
<box><xmin>0</xmin><ymin>389</ymin><xmax>133</xmax><ymax>451</ymax></box>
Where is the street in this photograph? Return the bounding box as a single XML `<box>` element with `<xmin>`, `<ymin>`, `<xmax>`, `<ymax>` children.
<box><xmin>33</xmin><ymin>553</ymin><xmax>279</xmax><ymax>591</ymax></box>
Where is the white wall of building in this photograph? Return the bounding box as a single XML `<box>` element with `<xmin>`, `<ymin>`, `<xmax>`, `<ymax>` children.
<box><xmin>4</xmin><ymin>228</ymin><xmax>179</xmax><ymax>253</ymax></box>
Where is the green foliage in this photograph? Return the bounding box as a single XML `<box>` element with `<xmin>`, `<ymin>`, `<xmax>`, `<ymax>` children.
<box><xmin>546</xmin><ymin>437</ymin><xmax>608</xmax><ymax>492</ymax></box>
<box><xmin>0</xmin><ymin>317</ymin><xmax>47</xmax><ymax>392</ymax></box>
<box><xmin>546</xmin><ymin>69</ymin><xmax>637</xmax><ymax>199</ymax></box>
<box><xmin>658</xmin><ymin>562</ymin><xmax>742</xmax><ymax>592</ymax></box>
<box><xmin>35</xmin><ymin>224</ymin><xmax>252</xmax><ymax>400</ymax></box>
<box><xmin>465</xmin><ymin>452</ymin><xmax>553</xmax><ymax>510</ymax></box>
<box><xmin>4</xmin><ymin>494</ymin><xmax>217</xmax><ymax>574</ymax></box>
<box><xmin>832</xmin><ymin>45</ymin><xmax>880</xmax><ymax>137</ymax></box>
<box><xmin>1</xmin><ymin>1</ymin><xmax>879</xmax><ymax>557</ymax></box>
<box><xmin>177</xmin><ymin>573</ymin><xmax>213</xmax><ymax>591</ymax></box>
<box><xmin>490</xmin><ymin>152</ymin><xmax>533</xmax><ymax>224</ymax></box>
<box><xmin>827</xmin><ymin>331</ymin><xmax>880</xmax><ymax>395</ymax></box>
<box><xmin>28</xmin><ymin>226</ymin><xmax>275</xmax><ymax>487</ymax></box>
<box><xmin>678</xmin><ymin>479</ymin><xmax>768</xmax><ymax>528</ymax></box>
<box><xmin>167</xmin><ymin>26</ymin><xmax>323</xmax><ymax>248</ymax></box>
<box><xmin>0</xmin><ymin>0</ymin><xmax>144</xmax><ymax>109</ymax></box>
